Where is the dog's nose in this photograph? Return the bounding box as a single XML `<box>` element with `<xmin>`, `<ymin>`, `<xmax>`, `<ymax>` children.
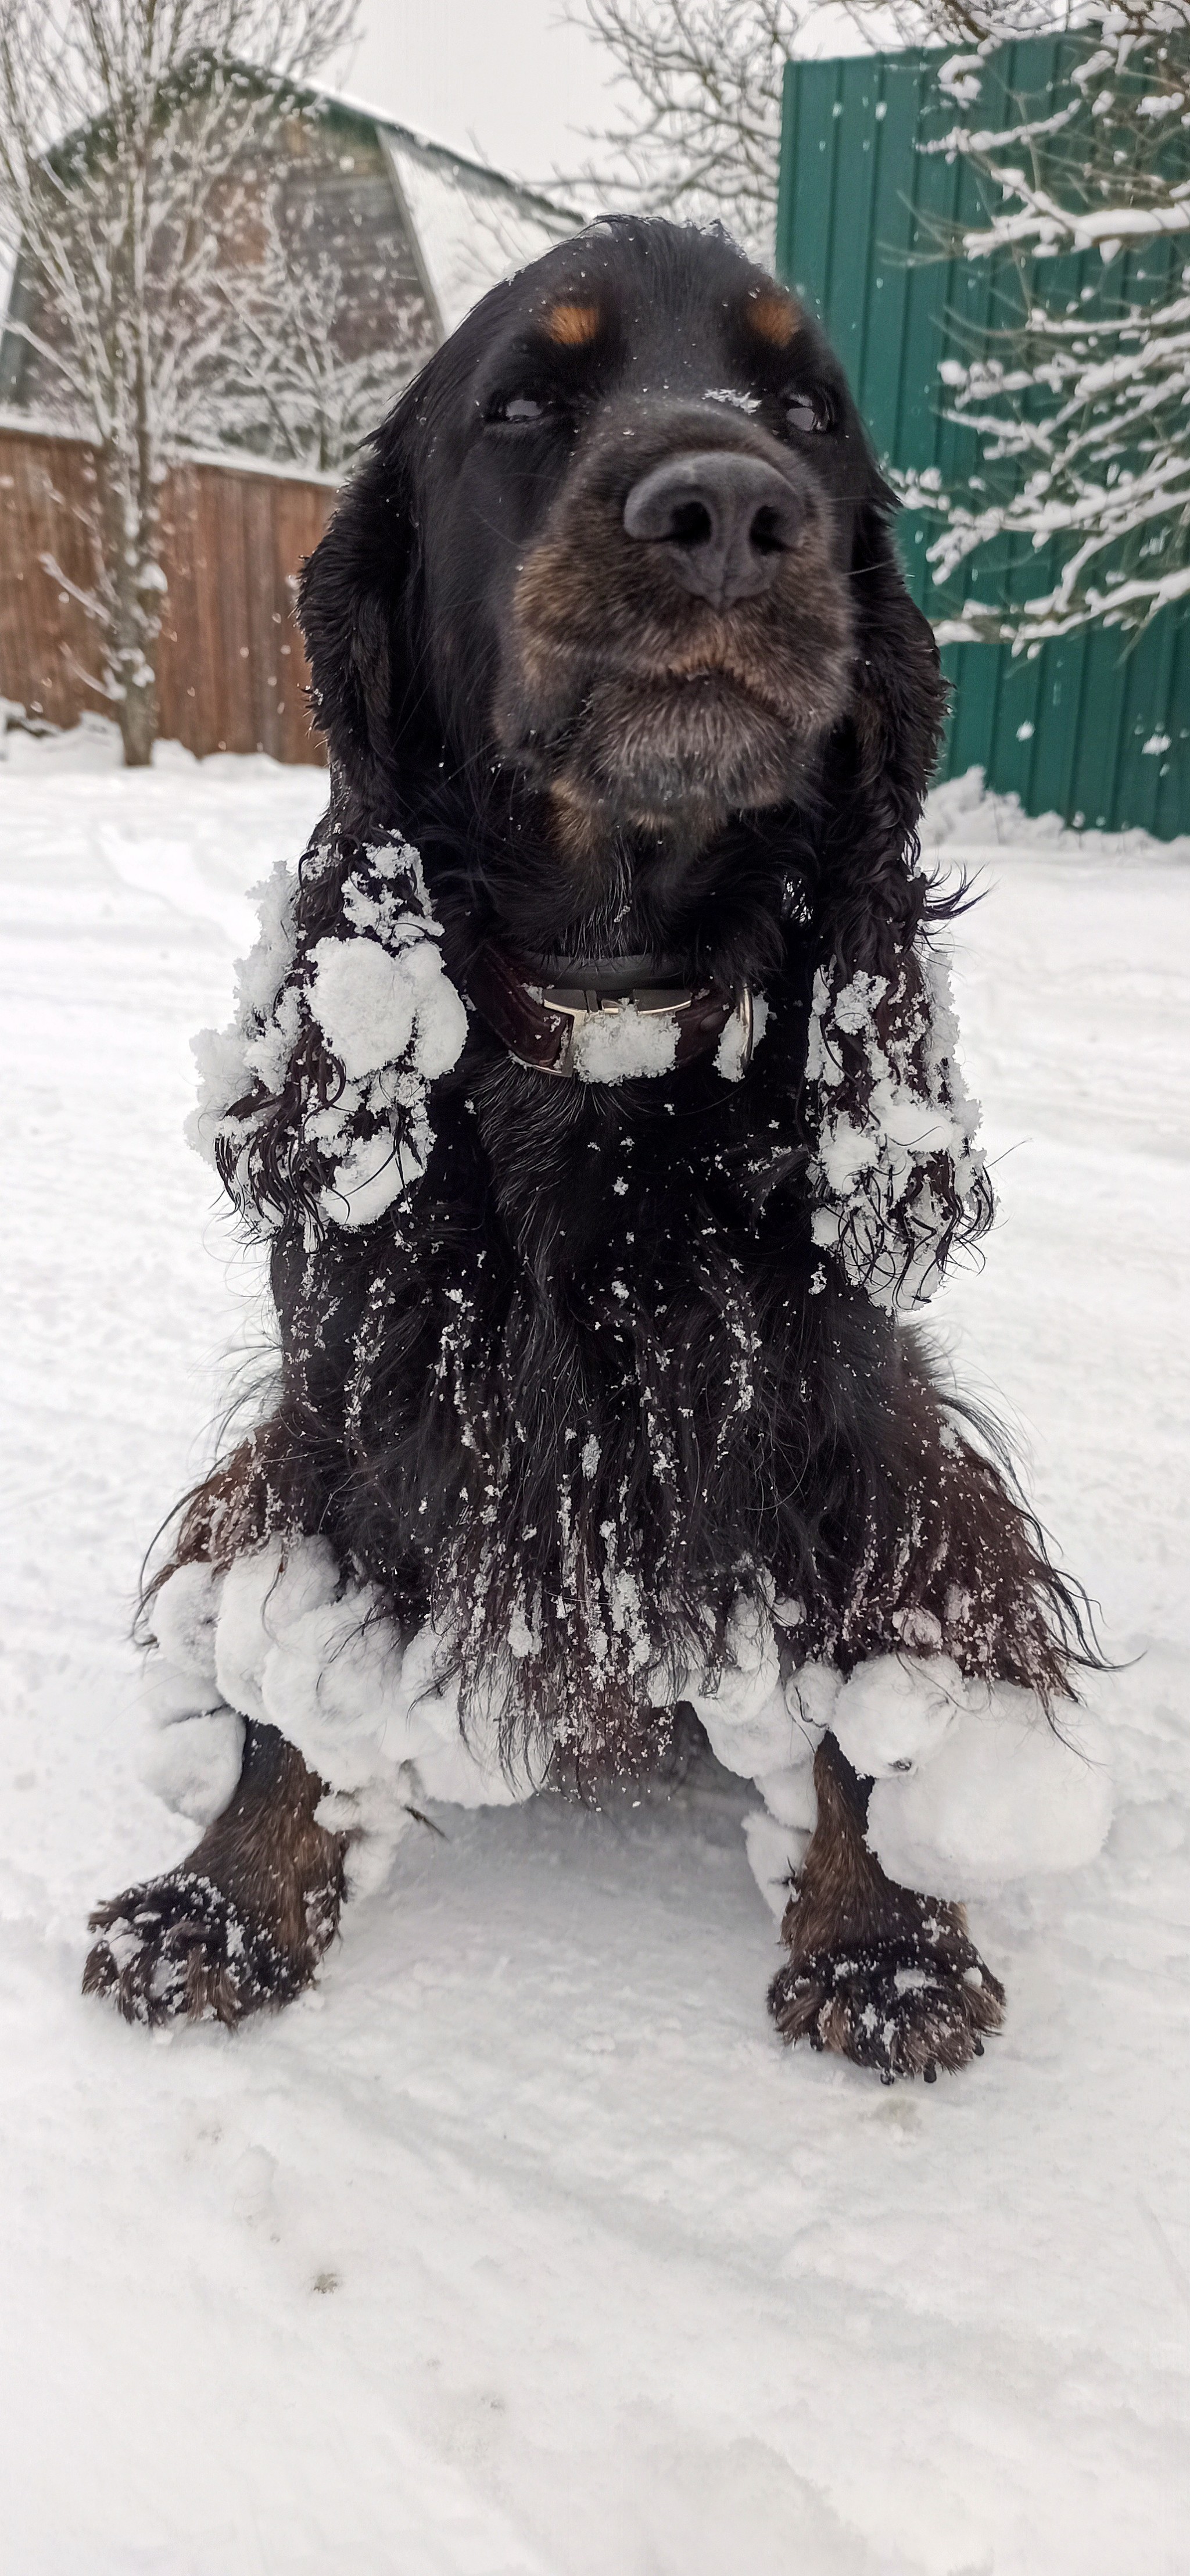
<box><xmin>622</xmin><ymin>450</ymin><xmax>804</xmax><ymax>608</ymax></box>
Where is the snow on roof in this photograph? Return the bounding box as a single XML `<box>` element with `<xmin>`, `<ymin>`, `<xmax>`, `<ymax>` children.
<box><xmin>140</xmin><ymin>64</ymin><xmax>579</xmax><ymax>342</ymax></box>
<box><xmin>309</xmin><ymin>78</ymin><xmax>576</xmax><ymax>213</ymax></box>
<box><xmin>299</xmin><ymin>76</ymin><xmax>579</xmax><ymax>335</ymax></box>
<box><xmin>0</xmin><ymin>62</ymin><xmax>582</xmax><ymax>377</ymax></box>
<box><xmin>378</xmin><ymin>126</ymin><xmax>578</xmax><ymax>338</ymax></box>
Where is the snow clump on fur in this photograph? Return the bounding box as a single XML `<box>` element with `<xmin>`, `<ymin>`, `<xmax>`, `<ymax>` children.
<box><xmin>866</xmin><ymin>1690</ymin><xmax>1114</xmax><ymax>1899</ymax></box>
<box><xmin>188</xmin><ymin>860</ymin><xmax>301</xmax><ymax>1163</ymax></box>
<box><xmin>805</xmin><ymin>931</ymin><xmax>991</xmax><ymax>1312</ymax></box>
<box><xmin>149</xmin><ymin>1560</ymin><xmax>225</xmax><ymax>1684</ymax></box>
<box><xmin>138</xmin><ymin>1550</ymin><xmax>1113</xmax><ymax>1909</ymax></box>
<box><xmin>571</xmin><ymin>1003</ymin><xmax>681</xmax><ymax>1084</ymax></box>
<box><xmin>741</xmin><ymin>1641</ymin><xmax>1113</xmax><ymax>1912</ymax></box>
<box><xmin>187</xmin><ymin>834</ymin><xmax>467</xmax><ymax>1233</ymax></box>
<box><xmin>829</xmin><ymin>1651</ymin><xmax>965</xmax><ymax>1777</ymax></box>
<box><xmin>139</xmin><ymin>1704</ymin><xmax>246</xmax><ymax>1829</ymax></box>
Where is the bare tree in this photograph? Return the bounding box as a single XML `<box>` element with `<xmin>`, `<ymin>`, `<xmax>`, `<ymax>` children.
<box><xmin>899</xmin><ymin>3</ymin><xmax>1190</xmax><ymax>643</ymax></box>
<box><xmin>572</xmin><ymin>5</ymin><xmax>984</xmax><ymax>258</ymax></box>
<box><xmin>571</xmin><ymin>2</ymin><xmax>822</xmax><ymax>260</ymax></box>
<box><xmin>199</xmin><ymin>188</ymin><xmax>432</xmax><ymax>475</ymax></box>
<box><xmin>878</xmin><ymin>2</ymin><xmax>1080</xmax><ymax>35</ymax></box>
<box><xmin>571</xmin><ymin>8</ymin><xmax>1089</xmax><ymax>263</ymax></box>
<box><xmin>203</xmin><ymin>160</ymin><xmax>578</xmax><ymax>471</ymax></box>
<box><xmin>0</xmin><ymin>0</ymin><xmax>356</xmax><ymax>764</ymax></box>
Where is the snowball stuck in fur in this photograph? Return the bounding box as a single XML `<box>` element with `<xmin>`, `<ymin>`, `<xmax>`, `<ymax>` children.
<box><xmin>139</xmin><ymin>1706</ymin><xmax>246</xmax><ymax>1828</ymax></box>
<box><xmin>261</xmin><ymin>1593</ymin><xmax>416</xmax><ymax>1789</ymax></box>
<box><xmin>685</xmin><ymin>1597</ymin><xmax>784</xmax><ymax>1775</ymax></box>
<box><xmin>805</xmin><ymin>936</ymin><xmax>987</xmax><ymax>1314</ymax></box>
<box><xmin>693</xmin><ymin>1675</ymin><xmax>800</xmax><ymax>1780</ymax></box>
<box><xmin>714</xmin><ymin>993</ymin><xmax>768</xmax><ymax>1083</ymax></box>
<box><xmin>140</xmin><ymin>1655</ymin><xmax>223</xmax><ymax>1727</ymax></box>
<box><xmin>866</xmin><ymin>1692</ymin><xmax>1114</xmax><ymax>1899</ymax></box>
<box><xmin>214</xmin><ymin>1537</ymin><xmax>340</xmax><ymax>1724</ymax></box>
<box><xmin>742</xmin><ymin>1809</ymin><xmax>805</xmax><ymax>1918</ymax></box>
<box><xmin>686</xmin><ymin>1613</ymin><xmax>833</xmax><ymax>1780</ymax></box>
<box><xmin>322</xmin><ymin>1121</ymin><xmax>430</xmax><ymax>1231</ymax></box>
<box><xmin>754</xmin><ymin>1762</ymin><xmax>818</xmax><ymax>1836</ymax></box>
<box><xmin>187</xmin><ymin>835</ymin><xmax>467</xmax><ymax>1238</ymax></box>
<box><xmin>308</xmin><ymin>931</ymin><xmax>467</xmax><ymax>1083</ymax></box>
<box><xmin>377</xmin><ymin>1624</ymin><xmax>543</xmax><ymax>1808</ymax></box>
<box><xmin>571</xmin><ymin>1004</ymin><xmax>680</xmax><ymax>1084</ymax></box>
<box><xmin>150</xmin><ymin>1561</ymin><xmax>225</xmax><ymax>1683</ymax></box>
<box><xmin>412</xmin><ymin>1706</ymin><xmax>541</xmax><ymax>1809</ymax></box>
<box><xmin>830</xmin><ymin>1653</ymin><xmax>965</xmax><ymax>1778</ymax></box>
<box><xmin>784</xmin><ymin>1660</ymin><xmax>840</xmax><ymax>1745</ymax></box>
<box><xmin>187</xmin><ymin>860</ymin><xmax>299</xmax><ymax>1163</ymax></box>
<box><xmin>315</xmin><ymin>1772</ymin><xmax>420</xmax><ymax>1900</ymax></box>
<box><xmin>264</xmin><ymin>1602</ymin><xmax>543</xmax><ymax>1809</ymax></box>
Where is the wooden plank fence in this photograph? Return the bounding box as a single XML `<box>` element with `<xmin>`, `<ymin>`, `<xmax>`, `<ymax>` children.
<box><xmin>0</xmin><ymin>423</ymin><xmax>338</xmax><ymax>762</ymax></box>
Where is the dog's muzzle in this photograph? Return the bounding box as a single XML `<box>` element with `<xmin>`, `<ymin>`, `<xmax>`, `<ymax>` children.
<box><xmin>467</xmin><ymin>944</ymin><xmax>754</xmax><ymax>1080</ymax></box>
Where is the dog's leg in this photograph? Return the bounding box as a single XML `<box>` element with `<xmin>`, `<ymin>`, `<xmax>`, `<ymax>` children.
<box><xmin>83</xmin><ymin>1722</ymin><xmax>346</xmax><ymax>2029</ymax></box>
<box><xmin>768</xmin><ymin>1735</ymin><xmax>1005</xmax><ymax>2081</ymax></box>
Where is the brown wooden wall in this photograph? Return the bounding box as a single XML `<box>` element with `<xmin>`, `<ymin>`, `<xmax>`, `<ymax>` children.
<box><xmin>0</xmin><ymin>425</ymin><xmax>338</xmax><ymax>761</ymax></box>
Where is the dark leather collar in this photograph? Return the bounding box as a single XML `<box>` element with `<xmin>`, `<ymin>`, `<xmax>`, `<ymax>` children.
<box><xmin>467</xmin><ymin>942</ymin><xmax>754</xmax><ymax>1080</ymax></box>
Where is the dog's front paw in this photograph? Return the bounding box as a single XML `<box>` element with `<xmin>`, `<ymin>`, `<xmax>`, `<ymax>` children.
<box><xmin>83</xmin><ymin>1871</ymin><xmax>313</xmax><ymax>2029</ymax></box>
<box><xmin>768</xmin><ymin>1931</ymin><xmax>1005</xmax><ymax>2082</ymax></box>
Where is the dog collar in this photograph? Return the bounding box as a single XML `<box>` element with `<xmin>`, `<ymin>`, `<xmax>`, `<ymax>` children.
<box><xmin>467</xmin><ymin>941</ymin><xmax>754</xmax><ymax>1080</ymax></box>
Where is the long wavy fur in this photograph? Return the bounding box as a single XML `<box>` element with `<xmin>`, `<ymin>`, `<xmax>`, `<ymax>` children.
<box><xmin>155</xmin><ymin>220</ymin><xmax>1102</xmax><ymax>1768</ymax></box>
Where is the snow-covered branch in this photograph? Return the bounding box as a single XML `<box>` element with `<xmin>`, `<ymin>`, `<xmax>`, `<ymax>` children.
<box><xmin>959</xmin><ymin>175</ymin><xmax>1190</xmax><ymax>259</ymax></box>
<box><xmin>908</xmin><ymin>3</ymin><xmax>1190</xmax><ymax>643</ymax></box>
<box><xmin>568</xmin><ymin>5</ymin><xmax>1107</xmax><ymax>262</ymax></box>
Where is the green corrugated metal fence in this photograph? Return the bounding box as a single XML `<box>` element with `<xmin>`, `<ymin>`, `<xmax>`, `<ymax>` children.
<box><xmin>777</xmin><ymin>42</ymin><xmax>1190</xmax><ymax>837</ymax></box>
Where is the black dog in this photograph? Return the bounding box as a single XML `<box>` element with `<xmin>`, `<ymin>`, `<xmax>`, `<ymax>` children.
<box><xmin>84</xmin><ymin>218</ymin><xmax>1094</xmax><ymax>2076</ymax></box>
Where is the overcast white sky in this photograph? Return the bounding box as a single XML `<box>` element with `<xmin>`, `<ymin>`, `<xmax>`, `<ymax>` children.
<box><xmin>336</xmin><ymin>2</ymin><xmax>610</xmax><ymax>189</ymax></box>
<box><xmin>334</xmin><ymin>3</ymin><xmax>890</xmax><ymax>192</ymax></box>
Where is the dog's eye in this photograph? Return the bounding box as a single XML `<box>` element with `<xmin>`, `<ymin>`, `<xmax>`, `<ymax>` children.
<box><xmin>785</xmin><ymin>392</ymin><xmax>831</xmax><ymax>435</ymax></box>
<box><xmin>488</xmin><ymin>392</ymin><xmax>551</xmax><ymax>428</ymax></box>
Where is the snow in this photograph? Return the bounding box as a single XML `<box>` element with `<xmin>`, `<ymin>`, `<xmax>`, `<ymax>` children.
<box><xmin>190</xmin><ymin>830</ymin><xmax>468</xmax><ymax>1234</ymax></box>
<box><xmin>2</xmin><ymin>740</ymin><xmax>1190</xmax><ymax>2571</ymax></box>
<box><xmin>866</xmin><ymin>1694</ymin><xmax>1116</xmax><ymax>1902</ymax></box>
<box><xmin>911</xmin><ymin>18</ymin><xmax>1190</xmax><ymax>643</ymax></box>
<box><xmin>685</xmin><ymin>1597</ymin><xmax>800</xmax><ymax>1780</ymax></box>
<box><xmin>379</xmin><ymin>128</ymin><xmax>576</xmax><ymax>340</ymax></box>
<box><xmin>570</xmin><ymin>998</ymin><xmax>681</xmax><ymax>1083</ymax></box>
<box><xmin>213</xmin><ymin>1538</ymin><xmax>341</xmax><ymax>1731</ymax></box>
<box><xmin>227</xmin><ymin>1564</ymin><xmax>542</xmax><ymax>1826</ymax></box>
<box><xmin>829</xmin><ymin>1651</ymin><xmax>965</xmax><ymax>1779</ymax></box>
<box><xmin>714</xmin><ymin>987</ymin><xmax>766</xmax><ymax>1081</ymax></box>
<box><xmin>140</xmin><ymin>1702</ymin><xmax>246</xmax><ymax>1832</ymax></box>
<box><xmin>308</xmin><ymin>926</ymin><xmax>467</xmax><ymax>1083</ymax></box>
<box><xmin>805</xmin><ymin>936</ymin><xmax>987</xmax><ymax>1313</ymax></box>
<box><xmin>150</xmin><ymin>1559</ymin><xmax>225</xmax><ymax>1683</ymax></box>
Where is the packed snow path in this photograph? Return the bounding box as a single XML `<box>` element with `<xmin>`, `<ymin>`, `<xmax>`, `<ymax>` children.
<box><xmin>1</xmin><ymin>736</ymin><xmax>1188</xmax><ymax>2576</ymax></box>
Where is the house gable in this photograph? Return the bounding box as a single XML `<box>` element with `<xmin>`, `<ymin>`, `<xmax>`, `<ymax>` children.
<box><xmin>0</xmin><ymin>71</ymin><xmax>579</xmax><ymax>465</ymax></box>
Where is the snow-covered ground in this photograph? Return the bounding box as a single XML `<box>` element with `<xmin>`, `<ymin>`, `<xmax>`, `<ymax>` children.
<box><xmin>2</xmin><ymin>735</ymin><xmax>1188</xmax><ymax>2576</ymax></box>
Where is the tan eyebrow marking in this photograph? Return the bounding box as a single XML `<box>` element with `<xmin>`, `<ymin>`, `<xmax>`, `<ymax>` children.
<box><xmin>544</xmin><ymin>299</ymin><xmax>602</xmax><ymax>348</ymax></box>
<box><xmin>746</xmin><ymin>290</ymin><xmax>802</xmax><ymax>349</ymax></box>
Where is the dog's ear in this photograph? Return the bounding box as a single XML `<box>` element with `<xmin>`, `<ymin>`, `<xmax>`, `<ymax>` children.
<box><xmin>816</xmin><ymin>488</ymin><xmax>948</xmax><ymax>976</ymax></box>
<box><xmin>298</xmin><ymin>413</ymin><xmax>423</xmax><ymax>820</ymax></box>
<box><xmin>801</xmin><ymin>493</ymin><xmax>992</xmax><ymax>1310</ymax></box>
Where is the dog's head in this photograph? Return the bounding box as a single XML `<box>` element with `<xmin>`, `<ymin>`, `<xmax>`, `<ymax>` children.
<box><xmin>300</xmin><ymin>217</ymin><xmax>945</xmax><ymax>971</ymax></box>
